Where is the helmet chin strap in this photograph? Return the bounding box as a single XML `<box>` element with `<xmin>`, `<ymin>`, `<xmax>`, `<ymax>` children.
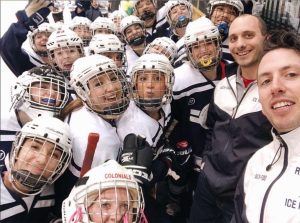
<box><xmin>137</xmin><ymin>98</ymin><xmax>162</xmax><ymax>110</ymax></box>
<box><xmin>35</xmin><ymin>50</ymin><xmax>49</xmax><ymax>57</ymax></box>
<box><xmin>140</xmin><ymin>11</ymin><xmax>155</xmax><ymax>21</ymax></box>
<box><xmin>128</xmin><ymin>35</ymin><xmax>146</xmax><ymax>46</ymax></box>
<box><xmin>10</xmin><ymin>169</ymin><xmax>48</xmax><ymax>195</ymax></box>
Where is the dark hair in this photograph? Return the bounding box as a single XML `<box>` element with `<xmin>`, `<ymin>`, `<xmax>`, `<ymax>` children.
<box><xmin>235</xmin><ymin>14</ymin><xmax>268</xmax><ymax>35</ymax></box>
<box><xmin>264</xmin><ymin>29</ymin><xmax>300</xmax><ymax>54</ymax></box>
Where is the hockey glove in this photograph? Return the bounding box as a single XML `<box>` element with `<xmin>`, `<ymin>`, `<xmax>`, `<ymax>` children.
<box><xmin>120</xmin><ymin>133</ymin><xmax>154</xmax><ymax>185</ymax></box>
<box><xmin>169</xmin><ymin>140</ymin><xmax>193</xmax><ymax>186</ymax></box>
<box><xmin>16</xmin><ymin>0</ymin><xmax>53</xmax><ymax>32</ymax></box>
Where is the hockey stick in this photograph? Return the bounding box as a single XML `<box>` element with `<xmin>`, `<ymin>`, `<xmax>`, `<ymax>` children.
<box><xmin>80</xmin><ymin>133</ymin><xmax>100</xmax><ymax>177</ymax></box>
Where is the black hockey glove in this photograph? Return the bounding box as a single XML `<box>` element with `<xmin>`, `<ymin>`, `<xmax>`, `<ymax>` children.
<box><xmin>16</xmin><ymin>0</ymin><xmax>53</xmax><ymax>32</ymax></box>
<box><xmin>120</xmin><ymin>134</ymin><xmax>154</xmax><ymax>185</ymax></box>
<box><xmin>168</xmin><ymin>140</ymin><xmax>193</xmax><ymax>186</ymax></box>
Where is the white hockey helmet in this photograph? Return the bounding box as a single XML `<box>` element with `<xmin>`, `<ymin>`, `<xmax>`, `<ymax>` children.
<box><xmin>131</xmin><ymin>53</ymin><xmax>174</xmax><ymax>110</ymax></box>
<box><xmin>133</xmin><ymin>0</ymin><xmax>157</xmax><ymax>22</ymax></box>
<box><xmin>133</xmin><ymin>0</ymin><xmax>157</xmax><ymax>9</ymax></box>
<box><xmin>184</xmin><ymin>17</ymin><xmax>222</xmax><ymax>71</ymax></box>
<box><xmin>88</xmin><ymin>34</ymin><xmax>125</xmax><ymax>54</ymax></box>
<box><xmin>69</xmin><ymin>16</ymin><xmax>92</xmax><ymax>47</ymax></box>
<box><xmin>70</xmin><ymin>54</ymin><xmax>130</xmax><ymax>120</ymax></box>
<box><xmin>120</xmin><ymin>15</ymin><xmax>145</xmax><ymax>45</ymax></box>
<box><xmin>10</xmin><ymin>116</ymin><xmax>72</xmax><ymax>196</ymax></box>
<box><xmin>143</xmin><ymin>37</ymin><xmax>177</xmax><ymax>63</ymax></box>
<box><xmin>47</xmin><ymin>28</ymin><xmax>84</xmax><ymax>77</ymax></box>
<box><xmin>62</xmin><ymin>160</ymin><xmax>145</xmax><ymax>223</ymax></box>
<box><xmin>207</xmin><ymin>0</ymin><xmax>244</xmax><ymax>16</ymax></box>
<box><xmin>11</xmin><ymin>65</ymin><xmax>69</xmax><ymax>120</ymax></box>
<box><xmin>120</xmin><ymin>15</ymin><xmax>144</xmax><ymax>36</ymax></box>
<box><xmin>88</xmin><ymin>34</ymin><xmax>127</xmax><ymax>70</ymax></box>
<box><xmin>90</xmin><ymin>17</ymin><xmax>116</xmax><ymax>35</ymax></box>
<box><xmin>28</xmin><ymin>23</ymin><xmax>56</xmax><ymax>57</ymax></box>
<box><xmin>109</xmin><ymin>10</ymin><xmax>127</xmax><ymax>32</ymax></box>
<box><xmin>165</xmin><ymin>0</ymin><xmax>192</xmax><ymax>33</ymax></box>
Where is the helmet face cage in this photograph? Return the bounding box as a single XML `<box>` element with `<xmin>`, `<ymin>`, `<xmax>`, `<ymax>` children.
<box><xmin>85</xmin><ymin>70</ymin><xmax>130</xmax><ymax>120</ymax></box>
<box><xmin>166</xmin><ymin>0</ymin><xmax>192</xmax><ymax>32</ymax></box>
<box><xmin>131</xmin><ymin>54</ymin><xmax>174</xmax><ymax>110</ymax></box>
<box><xmin>71</xmin><ymin>25</ymin><xmax>92</xmax><ymax>47</ymax></box>
<box><xmin>11</xmin><ymin>66</ymin><xmax>69</xmax><ymax>118</ymax></box>
<box><xmin>9</xmin><ymin>118</ymin><xmax>72</xmax><ymax>195</ymax></box>
<box><xmin>70</xmin><ymin>56</ymin><xmax>130</xmax><ymax>120</ymax></box>
<box><xmin>74</xmin><ymin>180</ymin><xmax>144</xmax><ymax>223</ymax></box>
<box><xmin>208</xmin><ymin>0</ymin><xmax>244</xmax><ymax>24</ymax></box>
<box><xmin>70</xmin><ymin>17</ymin><xmax>92</xmax><ymax>47</ymax></box>
<box><xmin>143</xmin><ymin>37</ymin><xmax>177</xmax><ymax>63</ymax></box>
<box><xmin>185</xmin><ymin>29</ymin><xmax>222</xmax><ymax>71</ymax></box>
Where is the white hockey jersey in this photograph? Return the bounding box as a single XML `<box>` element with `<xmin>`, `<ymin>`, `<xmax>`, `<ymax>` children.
<box><xmin>116</xmin><ymin>101</ymin><xmax>171</xmax><ymax>150</ymax></box>
<box><xmin>66</xmin><ymin>106</ymin><xmax>122</xmax><ymax>178</ymax></box>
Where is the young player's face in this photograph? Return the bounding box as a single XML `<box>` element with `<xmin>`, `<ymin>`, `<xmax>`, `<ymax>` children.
<box><xmin>87</xmin><ymin>72</ymin><xmax>123</xmax><ymax>112</ymax></box>
<box><xmin>53</xmin><ymin>46</ymin><xmax>82</xmax><ymax>72</ymax></box>
<box><xmin>190</xmin><ymin>40</ymin><xmax>218</xmax><ymax>68</ymax></box>
<box><xmin>228</xmin><ymin>16</ymin><xmax>265</xmax><ymax>68</ymax></box>
<box><xmin>210</xmin><ymin>4</ymin><xmax>238</xmax><ymax>26</ymax></box>
<box><xmin>169</xmin><ymin>4</ymin><xmax>189</xmax><ymax>23</ymax></box>
<box><xmin>102</xmin><ymin>52</ymin><xmax>123</xmax><ymax>68</ymax></box>
<box><xmin>135</xmin><ymin>0</ymin><xmax>156</xmax><ymax>28</ymax></box>
<box><xmin>258</xmin><ymin>48</ymin><xmax>300</xmax><ymax>133</ymax></box>
<box><xmin>34</xmin><ymin>32</ymin><xmax>51</xmax><ymax>52</ymax></box>
<box><xmin>73</xmin><ymin>26</ymin><xmax>92</xmax><ymax>45</ymax></box>
<box><xmin>94</xmin><ymin>28</ymin><xmax>114</xmax><ymax>35</ymax></box>
<box><xmin>30</xmin><ymin>81</ymin><xmax>62</xmax><ymax>107</ymax></box>
<box><xmin>113</xmin><ymin>17</ymin><xmax>123</xmax><ymax>32</ymax></box>
<box><xmin>136</xmin><ymin>70</ymin><xmax>166</xmax><ymax>101</ymax></box>
<box><xmin>14</xmin><ymin>138</ymin><xmax>62</xmax><ymax>179</ymax></box>
<box><xmin>88</xmin><ymin>188</ymin><xmax>134</xmax><ymax>223</ymax></box>
<box><xmin>125</xmin><ymin>24</ymin><xmax>144</xmax><ymax>44</ymax></box>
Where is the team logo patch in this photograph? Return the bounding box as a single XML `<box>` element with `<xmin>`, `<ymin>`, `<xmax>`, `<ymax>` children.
<box><xmin>188</xmin><ymin>98</ymin><xmax>195</xmax><ymax>105</ymax></box>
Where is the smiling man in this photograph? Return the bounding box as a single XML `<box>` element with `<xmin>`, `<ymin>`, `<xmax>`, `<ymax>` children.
<box><xmin>233</xmin><ymin>30</ymin><xmax>300</xmax><ymax>223</ymax></box>
<box><xmin>189</xmin><ymin>14</ymin><xmax>273</xmax><ymax>223</ymax></box>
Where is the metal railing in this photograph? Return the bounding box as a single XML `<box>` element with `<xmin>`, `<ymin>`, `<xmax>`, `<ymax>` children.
<box><xmin>261</xmin><ymin>0</ymin><xmax>300</xmax><ymax>33</ymax></box>
<box><xmin>190</xmin><ymin>0</ymin><xmax>300</xmax><ymax>33</ymax></box>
